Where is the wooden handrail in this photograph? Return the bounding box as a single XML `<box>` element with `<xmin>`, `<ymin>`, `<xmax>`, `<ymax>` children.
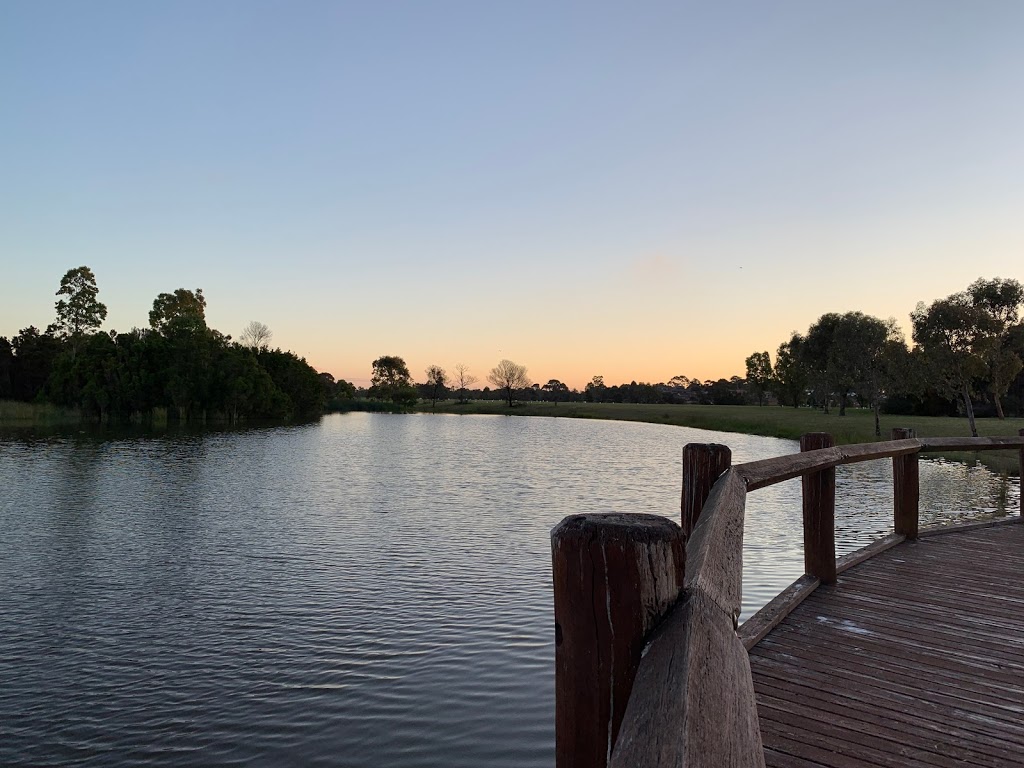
<box><xmin>553</xmin><ymin>432</ymin><xmax>1024</xmax><ymax>768</ymax></box>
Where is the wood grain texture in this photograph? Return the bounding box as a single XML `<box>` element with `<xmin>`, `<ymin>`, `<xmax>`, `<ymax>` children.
<box><xmin>734</xmin><ymin>436</ymin><xmax>1022</xmax><ymax>493</ymax></box>
<box><xmin>918</xmin><ymin>435</ymin><xmax>1024</xmax><ymax>451</ymax></box>
<box><xmin>738</xmin><ymin>574</ymin><xmax>819</xmax><ymax>651</ymax></box>
<box><xmin>799</xmin><ymin>433</ymin><xmax>836</xmax><ymax>584</ymax></box>
<box><xmin>681</xmin><ymin>443</ymin><xmax>731</xmax><ymax>539</ymax></box>
<box><xmin>834</xmin><ymin>532</ymin><xmax>905</xmax><ymax>574</ymax></box>
<box><xmin>551</xmin><ymin>513</ymin><xmax>685</xmax><ymax>768</ymax></box>
<box><xmin>751</xmin><ymin>524</ymin><xmax>1024</xmax><ymax>767</ymax></box>
<box><xmin>919</xmin><ymin>515</ymin><xmax>1019</xmax><ymax>539</ymax></box>
<box><xmin>891</xmin><ymin>428</ymin><xmax>920</xmax><ymax>539</ymax></box>
<box><xmin>610</xmin><ymin>588</ymin><xmax>765</xmax><ymax>768</ymax></box>
<box><xmin>738</xmin><ymin>440</ymin><xmax>921</xmax><ymax>491</ymax></box>
<box><xmin>683</xmin><ymin>470</ymin><xmax>747</xmax><ymax>626</ymax></box>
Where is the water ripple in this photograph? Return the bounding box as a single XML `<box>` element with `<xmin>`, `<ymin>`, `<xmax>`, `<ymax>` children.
<box><xmin>0</xmin><ymin>414</ymin><xmax>1017</xmax><ymax>766</ymax></box>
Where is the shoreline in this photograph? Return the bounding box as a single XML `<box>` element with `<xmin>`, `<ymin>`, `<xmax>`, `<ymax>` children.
<box><xmin>414</xmin><ymin>401</ymin><xmax>1024</xmax><ymax>476</ymax></box>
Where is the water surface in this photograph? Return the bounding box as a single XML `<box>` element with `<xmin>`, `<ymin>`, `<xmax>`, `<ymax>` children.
<box><xmin>0</xmin><ymin>413</ymin><xmax>1017</xmax><ymax>766</ymax></box>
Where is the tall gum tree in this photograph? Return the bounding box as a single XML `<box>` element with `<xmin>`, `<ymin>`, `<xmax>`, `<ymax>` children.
<box><xmin>744</xmin><ymin>351</ymin><xmax>773</xmax><ymax>406</ymax></box>
<box><xmin>370</xmin><ymin>355</ymin><xmax>416</xmax><ymax>405</ymax></box>
<box><xmin>53</xmin><ymin>266</ymin><xmax>107</xmax><ymax>339</ymax></box>
<box><xmin>968</xmin><ymin>277</ymin><xmax>1024</xmax><ymax>419</ymax></box>
<box><xmin>911</xmin><ymin>293</ymin><xmax>995</xmax><ymax>437</ymax></box>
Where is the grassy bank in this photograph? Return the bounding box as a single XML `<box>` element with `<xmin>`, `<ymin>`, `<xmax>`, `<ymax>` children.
<box><xmin>417</xmin><ymin>401</ymin><xmax>1024</xmax><ymax>474</ymax></box>
<box><xmin>0</xmin><ymin>400</ymin><xmax>82</xmax><ymax>425</ymax></box>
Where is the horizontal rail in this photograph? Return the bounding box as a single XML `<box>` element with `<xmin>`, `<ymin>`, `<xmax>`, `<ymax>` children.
<box><xmin>919</xmin><ymin>436</ymin><xmax>1024</xmax><ymax>451</ymax></box>
<box><xmin>738</xmin><ymin>436</ymin><xmax>1024</xmax><ymax>491</ymax></box>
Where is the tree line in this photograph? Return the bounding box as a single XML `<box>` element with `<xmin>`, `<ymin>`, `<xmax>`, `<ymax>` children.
<box><xmin>745</xmin><ymin>277</ymin><xmax>1024</xmax><ymax>436</ymax></box>
<box><xmin>8</xmin><ymin>269</ymin><xmax>1021</xmax><ymax>431</ymax></box>
<box><xmin>351</xmin><ymin>277</ymin><xmax>1024</xmax><ymax>438</ymax></box>
<box><xmin>0</xmin><ymin>267</ymin><xmax>327</xmax><ymax>422</ymax></box>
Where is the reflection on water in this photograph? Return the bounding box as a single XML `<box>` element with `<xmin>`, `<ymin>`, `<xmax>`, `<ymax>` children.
<box><xmin>0</xmin><ymin>414</ymin><xmax>1018</xmax><ymax>767</ymax></box>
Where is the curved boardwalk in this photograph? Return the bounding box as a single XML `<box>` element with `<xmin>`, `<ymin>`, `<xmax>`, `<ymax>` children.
<box><xmin>750</xmin><ymin>521</ymin><xmax>1024</xmax><ymax>768</ymax></box>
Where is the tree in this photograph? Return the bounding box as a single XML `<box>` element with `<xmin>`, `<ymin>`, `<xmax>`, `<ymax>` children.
<box><xmin>487</xmin><ymin>359</ymin><xmax>530</xmax><ymax>407</ymax></box>
<box><xmin>911</xmin><ymin>293</ymin><xmax>995</xmax><ymax>437</ymax></box>
<box><xmin>773</xmin><ymin>333</ymin><xmax>808</xmax><ymax>408</ymax></box>
<box><xmin>744</xmin><ymin>351</ymin><xmax>773</xmax><ymax>406</ymax></box>
<box><xmin>542</xmin><ymin>379</ymin><xmax>570</xmax><ymax>402</ymax></box>
<box><xmin>10</xmin><ymin>327</ymin><xmax>62</xmax><ymax>401</ymax></box>
<box><xmin>584</xmin><ymin>375</ymin><xmax>606</xmax><ymax>403</ymax></box>
<box><xmin>838</xmin><ymin>314</ymin><xmax>906</xmax><ymax>437</ymax></box>
<box><xmin>149</xmin><ymin>288</ymin><xmax>207</xmax><ymax>333</ymax></box>
<box><xmin>370</xmin><ymin>355</ymin><xmax>417</xmax><ymax>406</ymax></box>
<box><xmin>240</xmin><ymin>321</ymin><xmax>273</xmax><ymax>352</ymax></box>
<box><xmin>424</xmin><ymin>365</ymin><xmax>448</xmax><ymax>409</ymax></box>
<box><xmin>802</xmin><ymin>317</ymin><xmax>837</xmax><ymax>412</ymax></box>
<box><xmin>452</xmin><ymin>363</ymin><xmax>478</xmax><ymax>404</ymax></box>
<box><xmin>0</xmin><ymin>337</ymin><xmax>12</xmax><ymax>399</ymax></box>
<box><xmin>53</xmin><ymin>266</ymin><xmax>107</xmax><ymax>338</ymax></box>
<box><xmin>967</xmin><ymin>277</ymin><xmax>1024</xmax><ymax>419</ymax></box>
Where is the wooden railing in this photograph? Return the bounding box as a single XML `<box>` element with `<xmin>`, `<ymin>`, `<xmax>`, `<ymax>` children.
<box><xmin>551</xmin><ymin>429</ymin><xmax>1024</xmax><ymax>768</ymax></box>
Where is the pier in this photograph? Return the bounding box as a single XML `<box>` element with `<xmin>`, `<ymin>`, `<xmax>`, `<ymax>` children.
<box><xmin>552</xmin><ymin>430</ymin><xmax>1024</xmax><ymax>767</ymax></box>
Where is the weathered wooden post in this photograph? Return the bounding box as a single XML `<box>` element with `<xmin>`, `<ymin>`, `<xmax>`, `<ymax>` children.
<box><xmin>682</xmin><ymin>443</ymin><xmax>732</xmax><ymax>538</ymax></box>
<box><xmin>551</xmin><ymin>514</ymin><xmax>685</xmax><ymax>768</ymax></box>
<box><xmin>800</xmin><ymin>432</ymin><xmax>836</xmax><ymax>583</ymax></box>
<box><xmin>891</xmin><ymin>428</ymin><xmax>919</xmax><ymax>538</ymax></box>
<box><xmin>1019</xmin><ymin>429</ymin><xmax>1024</xmax><ymax>519</ymax></box>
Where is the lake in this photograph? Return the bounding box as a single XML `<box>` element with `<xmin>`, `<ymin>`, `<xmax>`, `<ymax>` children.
<box><xmin>0</xmin><ymin>413</ymin><xmax>1018</xmax><ymax>767</ymax></box>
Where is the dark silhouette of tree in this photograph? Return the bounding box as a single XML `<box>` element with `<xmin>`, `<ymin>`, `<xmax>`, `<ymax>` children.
<box><xmin>834</xmin><ymin>313</ymin><xmax>906</xmax><ymax>436</ymax></box>
<box><xmin>803</xmin><ymin>314</ymin><xmax>845</xmax><ymax>413</ymax></box>
<box><xmin>370</xmin><ymin>355</ymin><xmax>417</xmax><ymax>406</ymax></box>
<box><xmin>10</xmin><ymin>327</ymin><xmax>62</xmax><ymax>401</ymax></box>
<box><xmin>542</xmin><ymin>379</ymin><xmax>569</xmax><ymax>402</ymax></box>
<box><xmin>967</xmin><ymin>277</ymin><xmax>1024</xmax><ymax>419</ymax></box>
<box><xmin>149</xmin><ymin>288</ymin><xmax>207</xmax><ymax>333</ymax></box>
<box><xmin>911</xmin><ymin>294</ymin><xmax>994</xmax><ymax>437</ymax></box>
<box><xmin>584</xmin><ymin>375</ymin><xmax>606</xmax><ymax>402</ymax></box>
<box><xmin>53</xmin><ymin>266</ymin><xmax>107</xmax><ymax>338</ymax></box>
<box><xmin>773</xmin><ymin>334</ymin><xmax>807</xmax><ymax>408</ymax></box>
<box><xmin>424</xmin><ymin>365</ymin><xmax>448</xmax><ymax>408</ymax></box>
<box><xmin>744</xmin><ymin>351</ymin><xmax>773</xmax><ymax>406</ymax></box>
<box><xmin>488</xmin><ymin>359</ymin><xmax>530</xmax><ymax>407</ymax></box>
<box><xmin>0</xmin><ymin>337</ymin><xmax>12</xmax><ymax>399</ymax></box>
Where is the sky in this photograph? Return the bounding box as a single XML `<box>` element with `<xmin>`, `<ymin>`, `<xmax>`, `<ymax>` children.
<box><xmin>2</xmin><ymin>1</ymin><xmax>1023</xmax><ymax>389</ymax></box>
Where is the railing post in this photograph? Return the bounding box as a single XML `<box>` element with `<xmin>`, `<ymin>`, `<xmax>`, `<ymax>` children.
<box><xmin>891</xmin><ymin>428</ymin><xmax>919</xmax><ymax>539</ymax></box>
<box><xmin>1019</xmin><ymin>429</ymin><xmax>1024</xmax><ymax>519</ymax></box>
<box><xmin>681</xmin><ymin>443</ymin><xmax>732</xmax><ymax>539</ymax></box>
<box><xmin>800</xmin><ymin>432</ymin><xmax>836</xmax><ymax>583</ymax></box>
<box><xmin>551</xmin><ymin>514</ymin><xmax>685</xmax><ymax>768</ymax></box>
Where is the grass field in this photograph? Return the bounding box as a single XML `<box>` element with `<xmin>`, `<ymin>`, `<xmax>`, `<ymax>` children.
<box><xmin>0</xmin><ymin>400</ymin><xmax>81</xmax><ymax>425</ymax></box>
<box><xmin>417</xmin><ymin>401</ymin><xmax>1024</xmax><ymax>474</ymax></box>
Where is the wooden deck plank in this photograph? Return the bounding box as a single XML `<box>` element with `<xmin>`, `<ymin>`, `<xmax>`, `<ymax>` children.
<box><xmin>754</xmin><ymin>676</ymin><xmax>1024</xmax><ymax>763</ymax></box>
<box><xmin>751</xmin><ymin>647</ymin><xmax>1024</xmax><ymax>736</ymax></box>
<box><xmin>751</xmin><ymin>522</ymin><xmax>1024</xmax><ymax>768</ymax></box>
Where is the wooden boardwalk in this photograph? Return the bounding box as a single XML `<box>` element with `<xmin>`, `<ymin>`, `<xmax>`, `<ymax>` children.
<box><xmin>750</xmin><ymin>521</ymin><xmax>1024</xmax><ymax>768</ymax></box>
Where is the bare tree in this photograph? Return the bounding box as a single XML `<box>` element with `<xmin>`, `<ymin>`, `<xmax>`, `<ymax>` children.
<box><xmin>487</xmin><ymin>359</ymin><xmax>530</xmax><ymax>407</ymax></box>
<box><xmin>452</xmin><ymin>363</ymin><xmax>478</xmax><ymax>404</ymax></box>
<box><xmin>240</xmin><ymin>321</ymin><xmax>273</xmax><ymax>351</ymax></box>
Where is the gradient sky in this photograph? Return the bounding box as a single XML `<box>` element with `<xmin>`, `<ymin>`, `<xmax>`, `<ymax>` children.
<box><xmin>3</xmin><ymin>1</ymin><xmax>1022</xmax><ymax>388</ymax></box>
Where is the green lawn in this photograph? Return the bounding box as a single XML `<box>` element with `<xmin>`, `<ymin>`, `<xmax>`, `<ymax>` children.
<box><xmin>0</xmin><ymin>399</ymin><xmax>81</xmax><ymax>425</ymax></box>
<box><xmin>417</xmin><ymin>401</ymin><xmax>1024</xmax><ymax>474</ymax></box>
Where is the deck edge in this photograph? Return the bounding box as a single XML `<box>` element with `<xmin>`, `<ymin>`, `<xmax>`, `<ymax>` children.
<box><xmin>835</xmin><ymin>532</ymin><xmax>906</xmax><ymax>575</ymax></box>
<box><xmin>739</xmin><ymin>574</ymin><xmax>819</xmax><ymax>651</ymax></box>
<box><xmin>918</xmin><ymin>514</ymin><xmax>1020</xmax><ymax>538</ymax></box>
